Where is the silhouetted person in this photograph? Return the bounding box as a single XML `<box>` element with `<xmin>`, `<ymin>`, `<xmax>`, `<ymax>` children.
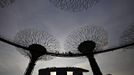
<box><xmin>78</xmin><ymin>40</ymin><xmax>102</xmax><ymax>75</ymax></box>
<box><xmin>39</xmin><ymin>67</ymin><xmax>89</xmax><ymax>75</ymax></box>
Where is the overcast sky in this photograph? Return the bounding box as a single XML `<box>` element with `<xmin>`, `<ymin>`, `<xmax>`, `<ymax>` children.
<box><xmin>0</xmin><ymin>0</ymin><xmax>134</xmax><ymax>75</ymax></box>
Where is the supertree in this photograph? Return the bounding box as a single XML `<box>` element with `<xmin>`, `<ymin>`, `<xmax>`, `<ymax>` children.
<box><xmin>120</xmin><ymin>24</ymin><xmax>134</xmax><ymax>49</ymax></box>
<box><xmin>14</xmin><ymin>29</ymin><xmax>60</xmax><ymax>75</ymax></box>
<box><xmin>49</xmin><ymin>0</ymin><xmax>98</xmax><ymax>12</ymax></box>
<box><xmin>1</xmin><ymin>26</ymin><xmax>134</xmax><ymax>75</ymax></box>
<box><xmin>0</xmin><ymin>0</ymin><xmax>15</xmax><ymax>8</ymax></box>
<box><xmin>64</xmin><ymin>25</ymin><xmax>108</xmax><ymax>75</ymax></box>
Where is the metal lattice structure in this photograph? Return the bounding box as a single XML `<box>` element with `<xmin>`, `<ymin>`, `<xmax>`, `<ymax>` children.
<box><xmin>1</xmin><ymin>25</ymin><xmax>134</xmax><ymax>75</ymax></box>
<box><xmin>0</xmin><ymin>0</ymin><xmax>15</xmax><ymax>8</ymax></box>
<box><xmin>64</xmin><ymin>25</ymin><xmax>108</xmax><ymax>53</ymax></box>
<box><xmin>64</xmin><ymin>25</ymin><xmax>108</xmax><ymax>75</ymax></box>
<box><xmin>14</xmin><ymin>29</ymin><xmax>60</xmax><ymax>60</ymax></box>
<box><xmin>14</xmin><ymin>29</ymin><xmax>60</xmax><ymax>75</ymax></box>
<box><xmin>49</xmin><ymin>0</ymin><xmax>98</xmax><ymax>12</ymax></box>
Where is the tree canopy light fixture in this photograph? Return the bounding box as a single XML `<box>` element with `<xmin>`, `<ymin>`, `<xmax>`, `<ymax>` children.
<box><xmin>49</xmin><ymin>0</ymin><xmax>98</xmax><ymax>12</ymax></box>
<box><xmin>64</xmin><ymin>25</ymin><xmax>108</xmax><ymax>75</ymax></box>
<box><xmin>1</xmin><ymin>25</ymin><xmax>134</xmax><ymax>75</ymax></box>
<box><xmin>64</xmin><ymin>25</ymin><xmax>108</xmax><ymax>54</ymax></box>
<box><xmin>14</xmin><ymin>29</ymin><xmax>60</xmax><ymax>75</ymax></box>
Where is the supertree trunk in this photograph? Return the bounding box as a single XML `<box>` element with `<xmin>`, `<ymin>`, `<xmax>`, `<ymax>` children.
<box><xmin>87</xmin><ymin>55</ymin><xmax>102</xmax><ymax>75</ymax></box>
<box><xmin>25</xmin><ymin>58</ymin><xmax>37</xmax><ymax>75</ymax></box>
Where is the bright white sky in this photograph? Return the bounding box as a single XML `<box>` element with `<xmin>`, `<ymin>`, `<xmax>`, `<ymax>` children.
<box><xmin>0</xmin><ymin>0</ymin><xmax>134</xmax><ymax>75</ymax></box>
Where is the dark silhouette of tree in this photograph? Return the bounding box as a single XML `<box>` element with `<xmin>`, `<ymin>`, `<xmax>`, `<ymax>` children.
<box><xmin>64</xmin><ymin>25</ymin><xmax>108</xmax><ymax>75</ymax></box>
<box><xmin>49</xmin><ymin>0</ymin><xmax>98</xmax><ymax>12</ymax></box>
<box><xmin>0</xmin><ymin>0</ymin><xmax>15</xmax><ymax>8</ymax></box>
<box><xmin>0</xmin><ymin>27</ymin><xmax>134</xmax><ymax>58</ymax></box>
<box><xmin>0</xmin><ymin>26</ymin><xmax>134</xmax><ymax>75</ymax></box>
<box><xmin>120</xmin><ymin>24</ymin><xmax>134</xmax><ymax>49</ymax></box>
<box><xmin>14</xmin><ymin>29</ymin><xmax>60</xmax><ymax>75</ymax></box>
<box><xmin>64</xmin><ymin>25</ymin><xmax>108</xmax><ymax>53</ymax></box>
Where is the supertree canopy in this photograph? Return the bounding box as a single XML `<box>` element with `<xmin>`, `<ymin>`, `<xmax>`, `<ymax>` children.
<box><xmin>49</xmin><ymin>0</ymin><xmax>98</xmax><ymax>12</ymax></box>
<box><xmin>14</xmin><ymin>29</ymin><xmax>60</xmax><ymax>75</ymax></box>
<box><xmin>64</xmin><ymin>25</ymin><xmax>108</xmax><ymax>75</ymax></box>
<box><xmin>14</xmin><ymin>29</ymin><xmax>60</xmax><ymax>60</ymax></box>
<box><xmin>64</xmin><ymin>25</ymin><xmax>108</xmax><ymax>54</ymax></box>
<box><xmin>0</xmin><ymin>0</ymin><xmax>15</xmax><ymax>8</ymax></box>
<box><xmin>120</xmin><ymin>24</ymin><xmax>134</xmax><ymax>49</ymax></box>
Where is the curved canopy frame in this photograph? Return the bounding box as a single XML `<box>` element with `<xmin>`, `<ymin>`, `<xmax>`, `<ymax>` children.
<box><xmin>0</xmin><ymin>37</ymin><xmax>133</xmax><ymax>57</ymax></box>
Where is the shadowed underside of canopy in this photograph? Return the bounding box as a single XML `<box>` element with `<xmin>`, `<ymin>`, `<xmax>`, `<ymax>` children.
<box><xmin>64</xmin><ymin>25</ymin><xmax>108</xmax><ymax>54</ymax></box>
<box><xmin>14</xmin><ymin>29</ymin><xmax>60</xmax><ymax>61</ymax></box>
